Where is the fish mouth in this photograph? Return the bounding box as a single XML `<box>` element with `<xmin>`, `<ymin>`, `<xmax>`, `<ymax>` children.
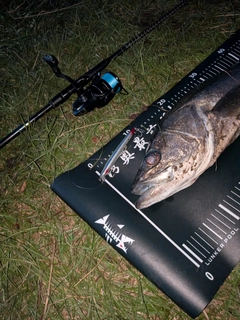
<box><xmin>132</xmin><ymin>166</ymin><xmax>174</xmax><ymax>196</ymax></box>
<box><xmin>135</xmin><ymin>185</ymin><xmax>163</xmax><ymax>209</ymax></box>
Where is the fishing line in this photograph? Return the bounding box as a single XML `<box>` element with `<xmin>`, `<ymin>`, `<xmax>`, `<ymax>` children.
<box><xmin>67</xmin><ymin>169</ymin><xmax>102</xmax><ymax>190</ymax></box>
<box><xmin>222</xmin><ymin>69</ymin><xmax>240</xmax><ymax>84</ymax></box>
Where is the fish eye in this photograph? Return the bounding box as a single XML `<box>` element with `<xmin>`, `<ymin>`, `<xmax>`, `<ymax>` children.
<box><xmin>145</xmin><ymin>151</ymin><xmax>161</xmax><ymax>166</ymax></box>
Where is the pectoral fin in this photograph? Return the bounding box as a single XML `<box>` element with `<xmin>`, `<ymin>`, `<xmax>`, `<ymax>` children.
<box><xmin>211</xmin><ymin>85</ymin><xmax>240</xmax><ymax>118</ymax></box>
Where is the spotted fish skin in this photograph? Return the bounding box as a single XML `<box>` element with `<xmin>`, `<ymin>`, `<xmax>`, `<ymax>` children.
<box><xmin>132</xmin><ymin>65</ymin><xmax>240</xmax><ymax>209</ymax></box>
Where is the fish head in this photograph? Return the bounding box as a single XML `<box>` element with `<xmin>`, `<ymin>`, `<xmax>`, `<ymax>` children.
<box><xmin>132</xmin><ymin>131</ymin><xmax>201</xmax><ymax>209</ymax></box>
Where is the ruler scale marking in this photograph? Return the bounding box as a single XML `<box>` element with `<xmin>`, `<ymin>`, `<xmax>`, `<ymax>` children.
<box><xmin>182</xmin><ymin>244</ymin><xmax>203</xmax><ymax>263</ymax></box>
<box><xmin>227</xmin><ymin>195</ymin><xmax>240</xmax><ymax>206</ymax></box>
<box><xmin>227</xmin><ymin>52</ymin><xmax>239</xmax><ymax>61</ymax></box>
<box><xmin>207</xmin><ymin>218</ymin><xmax>227</xmax><ymax>234</ymax></box>
<box><xmin>211</xmin><ymin>214</ymin><xmax>231</xmax><ymax>229</ymax></box>
<box><xmin>202</xmin><ymin>223</ymin><xmax>223</xmax><ymax>240</ymax></box>
<box><xmin>218</xmin><ymin>204</ymin><xmax>240</xmax><ymax>220</ymax></box>
<box><xmin>223</xmin><ymin>200</ymin><xmax>240</xmax><ymax>213</ymax></box>
<box><xmin>186</xmin><ymin>240</ymin><xmax>207</xmax><ymax>258</ymax></box>
<box><xmin>215</xmin><ymin>209</ymin><xmax>235</xmax><ymax>224</ymax></box>
<box><xmin>199</xmin><ymin>228</ymin><xmax>219</xmax><ymax>244</ymax></box>
<box><xmin>194</xmin><ymin>232</ymin><xmax>215</xmax><ymax>249</ymax></box>
<box><xmin>232</xmin><ymin>190</ymin><xmax>240</xmax><ymax>197</ymax></box>
<box><xmin>191</xmin><ymin>236</ymin><xmax>211</xmax><ymax>254</ymax></box>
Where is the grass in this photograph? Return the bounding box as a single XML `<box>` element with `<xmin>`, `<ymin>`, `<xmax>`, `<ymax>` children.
<box><xmin>0</xmin><ymin>0</ymin><xmax>240</xmax><ymax>319</ymax></box>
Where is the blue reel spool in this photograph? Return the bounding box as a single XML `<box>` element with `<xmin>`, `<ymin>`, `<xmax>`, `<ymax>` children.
<box><xmin>100</xmin><ymin>72</ymin><xmax>122</xmax><ymax>93</ymax></box>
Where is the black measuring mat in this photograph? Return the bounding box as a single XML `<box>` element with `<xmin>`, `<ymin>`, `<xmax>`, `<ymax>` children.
<box><xmin>51</xmin><ymin>29</ymin><xmax>240</xmax><ymax>318</ymax></box>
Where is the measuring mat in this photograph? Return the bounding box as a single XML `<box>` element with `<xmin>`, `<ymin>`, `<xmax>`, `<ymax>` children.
<box><xmin>51</xmin><ymin>30</ymin><xmax>240</xmax><ymax>318</ymax></box>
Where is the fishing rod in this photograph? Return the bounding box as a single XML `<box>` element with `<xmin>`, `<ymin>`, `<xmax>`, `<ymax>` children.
<box><xmin>0</xmin><ymin>0</ymin><xmax>190</xmax><ymax>149</ymax></box>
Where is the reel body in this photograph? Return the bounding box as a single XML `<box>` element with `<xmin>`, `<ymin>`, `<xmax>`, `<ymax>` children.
<box><xmin>72</xmin><ymin>71</ymin><xmax>123</xmax><ymax>116</ymax></box>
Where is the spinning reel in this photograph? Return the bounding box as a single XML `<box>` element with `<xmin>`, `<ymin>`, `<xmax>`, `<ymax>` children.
<box><xmin>44</xmin><ymin>54</ymin><xmax>126</xmax><ymax>116</ymax></box>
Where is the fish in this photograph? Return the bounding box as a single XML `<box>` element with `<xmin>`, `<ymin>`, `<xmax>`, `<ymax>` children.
<box><xmin>131</xmin><ymin>64</ymin><xmax>240</xmax><ymax>209</ymax></box>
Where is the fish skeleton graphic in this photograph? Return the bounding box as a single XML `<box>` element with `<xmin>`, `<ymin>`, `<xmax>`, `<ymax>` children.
<box><xmin>132</xmin><ymin>64</ymin><xmax>240</xmax><ymax>209</ymax></box>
